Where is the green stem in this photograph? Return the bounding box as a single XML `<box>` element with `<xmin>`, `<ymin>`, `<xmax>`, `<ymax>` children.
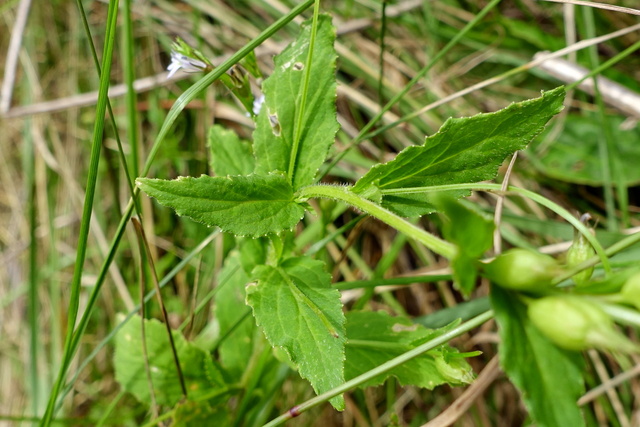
<box><xmin>599</xmin><ymin>302</ymin><xmax>640</xmax><ymax>328</ymax></box>
<box><xmin>554</xmin><ymin>230</ymin><xmax>640</xmax><ymax>285</ymax></box>
<box><xmin>25</xmin><ymin>103</ymin><xmax>39</xmax><ymax>420</ymax></box>
<box><xmin>76</xmin><ymin>0</ymin><xmax>139</xmax><ymax>207</ymax></box>
<box><xmin>333</xmin><ymin>274</ymin><xmax>452</xmax><ymax>290</ymax></box>
<box><xmin>297</xmin><ymin>185</ymin><xmax>456</xmax><ymax>259</ymax></box>
<box><xmin>381</xmin><ymin>183</ymin><xmax>611</xmax><ymax>273</ymax></box>
<box><xmin>263</xmin><ymin>310</ymin><xmax>494</xmax><ymax>426</ymax></box>
<box><xmin>41</xmin><ymin>1</ymin><xmax>120</xmax><ymax>425</ymax></box>
<box><xmin>122</xmin><ymin>0</ymin><xmax>140</xmax><ymax>178</ymax></box>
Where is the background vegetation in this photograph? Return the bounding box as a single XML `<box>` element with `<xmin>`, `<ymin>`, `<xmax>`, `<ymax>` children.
<box><xmin>1</xmin><ymin>0</ymin><xmax>639</xmax><ymax>425</ymax></box>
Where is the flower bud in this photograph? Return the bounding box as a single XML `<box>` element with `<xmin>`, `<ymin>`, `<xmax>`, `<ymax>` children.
<box><xmin>621</xmin><ymin>272</ymin><xmax>640</xmax><ymax>311</ymax></box>
<box><xmin>528</xmin><ymin>296</ymin><xmax>639</xmax><ymax>353</ymax></box>
<box><xmin>483</xmin><ymin>248</ymin><xmax>561</xmax><ymax>291</ymax></box>
<box><xmin>566</xmin><ymin>216</ymin><xmax>596</xmax><ymax>286</ymax></box>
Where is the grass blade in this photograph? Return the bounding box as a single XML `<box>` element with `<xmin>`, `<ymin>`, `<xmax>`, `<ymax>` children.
<box><xmin>41</xmin><ymin>1</ymin><xmax>121</xmax><ymax>424</ymax></box>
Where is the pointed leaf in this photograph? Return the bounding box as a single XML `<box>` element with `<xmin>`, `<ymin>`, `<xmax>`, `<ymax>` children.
<box><xmin>136</xmin><ymin>174</ymin><xmax>306</xmax><ymax>237</ymax></box>
<box><xmin>353</xmin><ymin>87</ymin><xmax>565</xmax><ymax>216</ymax></box>
<box><xmin>491</xmin><ymin>285</ymin><xmax>586</xmax><ymax>427</ymax></box>
<box><xmin>253</xmin><ymin>14</ymin><xmax>339</xmax><ymax>189</ymax></box>
<box><xmin>114</xmin><ymin>315</ymin><xmax>226</xmax><ymax>407</ymax></box>
<box><xmin>345</xmin><ymin>311</ymin><xmax>474</xmax><ymax>389</ymax></box>
<box><xmin>207</xmin><ymin>125</ymin><xmax>255</xmax><ymax>176</ymax></box>
<box><xmin>246</xmin><ymin>256</ymin><xmax>346</xmax><ymax>410</ymax></box>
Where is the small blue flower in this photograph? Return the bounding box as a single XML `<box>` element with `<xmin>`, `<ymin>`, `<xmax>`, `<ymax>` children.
<box><xmin>167</xmin><ymin>51</ymin><xmax>208</xmax><ymax>79</ymax></box>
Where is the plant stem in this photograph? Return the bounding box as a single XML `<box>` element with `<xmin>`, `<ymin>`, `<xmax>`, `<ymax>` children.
<box><xmin>297</xmin><ymin>185</ymin><xmax>456</xmax><ymax>259</ymax></box>
<box><xmin>40</xmin><ymin>1</ymin><xmax>121</xmax><ymax>424</ymax></box>
<box><xmin>380</xmin><ymin>183</ymin><xmax>611</xmax><ymax>272</ymax></box>
<box><xmin>263</xmin><ymin>310</ymin><xmax>494</xmax><ymax>426</ymax></box>
<box><xmin>598</xmin><ymin>302</ymin><xmax>640</xmax><ymax>328</ymax></box>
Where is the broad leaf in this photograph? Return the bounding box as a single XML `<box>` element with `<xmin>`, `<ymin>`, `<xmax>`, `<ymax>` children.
<box><xmin>114</xmin><ymin>315</ymin><xmax>226</xmax><ymax>407</ymax></box>
<box><xmin>434</xmin><ymin>195</ymin><xmax>494</xmax><ymax>296</ymax></box>
<box><xmin>253</xmin><ymin>14</ymin><xmax>339</xmax><ymax>190</ymax></box>
<box><xmin>246</xmin><ymin>256</ymin><xmax>346</xmax><ymax>410</ymax></box>
<box><xmin>136</xmin><ymin>174</ymin><xmax>306</xmax><ymax>237</ymax></box>
<box><xmin>353</xmin><ymin>87</ymin><xmax>565</xmax><ymax>216</ymax></box>
<box><xmin>207</xmin><ymin>125</ymin><xmax>255</xmax><ymax>176</ymax></box>
<box><xmin>345</xmin><ymin>311</ymin><xmax>474</xmax><ymax>388</ymax></box>
<box><xmin>491</xmin><ymin>285</ymin><xmax>586</xmax><ymax>427</ymax></box>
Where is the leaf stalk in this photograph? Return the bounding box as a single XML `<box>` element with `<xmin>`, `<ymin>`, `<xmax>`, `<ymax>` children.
<box><xmin>297</xmin><ymin>185</ymin><xmax>457</xmax><ymax>259</ymax></box>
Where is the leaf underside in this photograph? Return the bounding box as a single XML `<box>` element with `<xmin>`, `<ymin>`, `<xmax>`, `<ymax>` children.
<box><xmin>345</xmin><ymin>311</ymin><xmax>474</xmax><ymax>389</ymax></box>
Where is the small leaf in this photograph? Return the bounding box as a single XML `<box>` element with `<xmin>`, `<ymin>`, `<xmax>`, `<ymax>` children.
<box><xmin>490</xmin><ymin>286</ymin><xmax>586</xmax><ymax>427</ymax></box>
<box><xmin>207</xmin><ymin>125</ymin><xmax>255</xmax><ymax>176</ymax></box>
<box><xmin>136</xmin><ymin>174</ymin><xmax>306</xmax><ymax>237</ymax></box>
<box><xmin>353</xmin><ymin>87</ymin><xmax>565</xmax><ymax>216</ymax></box>
<box><xmin>253</xmin><ymin>14</ymin><xmax>339</xmax><ymax>189</ymax></box>
<box><xmin>114</xmin><ymin>315</ymin><xmax>226</xmax><ymax>407</ymax></box>
<box><xmin>433</xmin><ymin>195</ymin><xmax>494</xmax><ymax>296</ymax></box>
<box><xmin>246</xmin><ymin>256</ymin><xmax>346</xmax><ymax>410</ymax></box>
<box><xmin>345</xmin><ymin>311</ymin><xmax>474</xmax><ymax>388</ymax></box>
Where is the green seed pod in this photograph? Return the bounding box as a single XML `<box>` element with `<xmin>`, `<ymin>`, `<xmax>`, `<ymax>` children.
<box><xmin>483</xmin><ymin>248</ymin><xmax>561</xmax><ymax>291</ymax></box>
<box><xmin>621</xmin><ymin>272</ymin><xmax>640</xmax><ymax>311</ymax></box>
<box><xmin>528</xmin><ymin>296</ymin><xmax>639</xmax><ymax>353</ymax></box>
<box><xmin>566</xmin><ymin>216</ymin><xmax>596</xmax><ymax>286</ymax></box>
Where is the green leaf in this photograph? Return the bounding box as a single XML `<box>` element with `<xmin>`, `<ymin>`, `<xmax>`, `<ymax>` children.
<box><xmin>490</xmin><ymin>286</ymin><xmax>586</xmax><ymax>427</ymax></box>
<box><xmin>114</xmin><ymin>315</ymin><xmax>226</xmax><ymax>407</ymax></box>
<box><xmin>345</xmin><ymin>311</ymin><xmax>474</xmax><ymax>388</ymax></box>
<box><xmin>246</xmin><ymin>256</ymin><xmax>346</xmax><ymax>410</ymax></box>
<box><xmin>136</xmin><ymin>174</ymin><xmax>306</xmax><ymax>237</ymax></box>
<box><xmin>353</xmin><ymin>87</ymin><xmax>566</xmax><ymax>216</ymax></box>
<box><xmin>253</xmin><ymin>14</ymin><xmax>339</xmax><ymax>189</ymax></box>
<box><xmin>433</xmin><ymin>195</ymin><xmax>494</xmax><ymax>296</ymax></box>
<box><xmin>207</xmin><ymin>125</ymin><xmax>255</xmax><ymax>176</ymax></box>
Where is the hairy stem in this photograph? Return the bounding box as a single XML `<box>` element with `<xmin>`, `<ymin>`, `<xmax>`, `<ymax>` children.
<box><xmin>297</xmin><ymin>185</ymin><xmax>456</xmax><ymax>259</ymax></box>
